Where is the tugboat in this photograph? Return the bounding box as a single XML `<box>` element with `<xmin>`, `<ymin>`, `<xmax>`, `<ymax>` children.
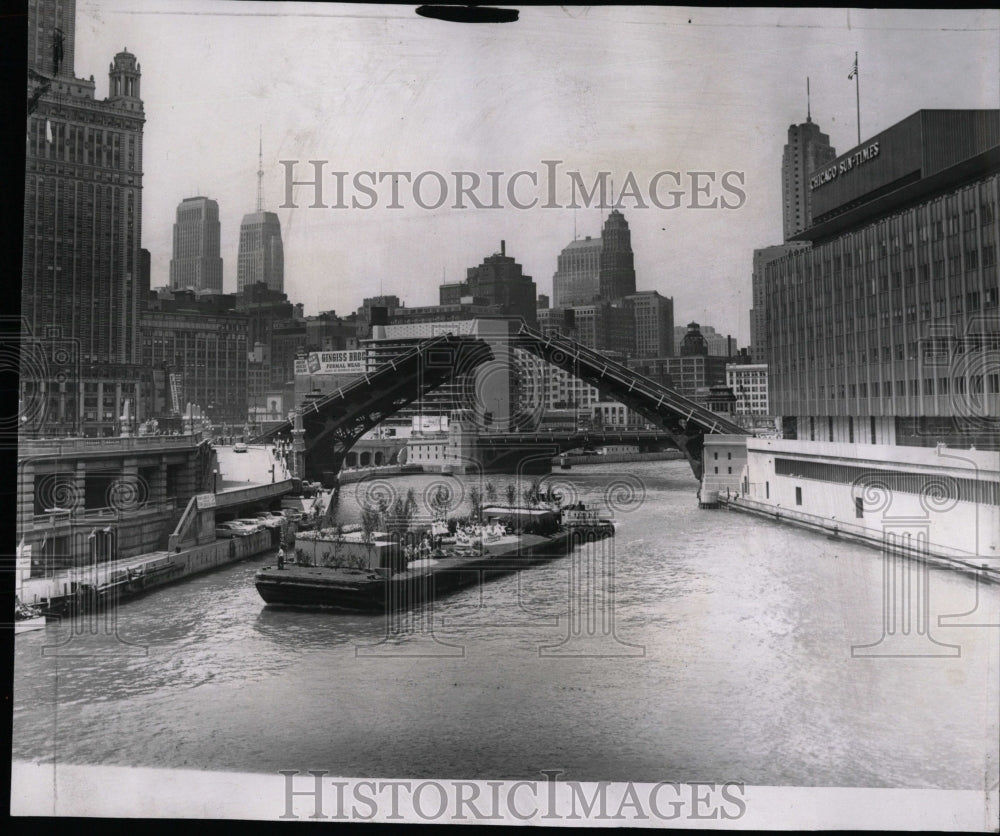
<box><xmin>561</xmin><ymin>501</ymin><xmax>616</xmax><ymax>535</ymax></box>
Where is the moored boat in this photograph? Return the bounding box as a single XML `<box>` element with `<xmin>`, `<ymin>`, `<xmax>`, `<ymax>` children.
<box><xmin>14</xmin><ymin>599</ymin><xmax>47</xmax><ymax>634</ymax></box>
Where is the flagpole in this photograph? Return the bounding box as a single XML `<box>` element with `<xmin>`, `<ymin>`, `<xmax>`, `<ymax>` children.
<box><xmin>854</xmin><ymin>51</ymin><xmax>861</xmax><ymax>145</ymax></box>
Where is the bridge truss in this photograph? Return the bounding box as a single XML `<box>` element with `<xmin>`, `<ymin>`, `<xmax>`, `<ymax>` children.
<box><xmin>510</xmin><ymin>323</ymin><xmax>747</xmax><ymax>480</ymax></box>
<box><xmin>252</xmin><ymin>334</ymin><xmax>493</xmax><ymax>481</ymax></box>
<box><xmin>254</xmin><ymin>320</ymin><xmax>747</xmax><ymax>484</ymax></box>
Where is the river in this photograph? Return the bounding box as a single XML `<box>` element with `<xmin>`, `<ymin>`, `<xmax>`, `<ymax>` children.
<box><xmin>12</xmin><ymin>460</ymin><xmax>1000</xmax><ymax>788</ymax></box>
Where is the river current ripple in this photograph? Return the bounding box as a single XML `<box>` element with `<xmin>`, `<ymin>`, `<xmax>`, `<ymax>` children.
<box><xmin>13</xmin><ymin>461</ymin><xmax>999</xmax><ymax>788</ymax></box>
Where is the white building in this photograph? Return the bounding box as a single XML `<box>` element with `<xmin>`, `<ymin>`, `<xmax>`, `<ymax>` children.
<box><xmin>726</xmin><ymin>363</ymin><xmax>769</xmax><ymax>415</ymax></box>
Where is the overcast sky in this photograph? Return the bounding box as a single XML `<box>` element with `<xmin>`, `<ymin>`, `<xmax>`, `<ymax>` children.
<box><xmin>72</xmin><ymin>3</ymin><xmax>999</xmax><ymax>342</ymax></box>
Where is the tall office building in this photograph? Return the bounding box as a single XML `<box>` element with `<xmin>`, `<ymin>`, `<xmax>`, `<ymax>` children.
<box><xmin>237</xmin><ymin>212</ymin><xmax>284</xmax><ymax>293</ymax></box>
<box><xmin>750</xmin><ymin>242</ymin><xmax>810</xmax><ymax>362</ymax></box>
<box><xmin>141</xmin><ymin>291</ymin><xmax>248</xmax><ymax>423</ymax></box>
<box><xmin>169</xmin><ymin>196</ymin><xmax>223</xmax><ymax>291</ymax></box>
<box><xmin>598</xmin><ymin>210</ymin><xmax>636</xmax><ymax>300</ymax></box>
<box><xmin>673</xmin><ymin>323</ymin><xmax>735</xmax><ymax>357</ymax></box>
<box><xmin>22</xmin><ymin>0</ymin><xmax>148</xmax><ymax>435</ymax></box>
<box><xmin>537</xmin><ymin>303</ymin><xmax>632</xmax><ymax>356</ymax></box>
<box><xmin>765</xmin><ymin>109</ymin><xmax>1000</xmax><ymax>448</ymax></box>
<box><xmin>237</xmin><ymin>138</ymin><xmax>284</xmax><ymax>293</ymax></box>
<box><xmin>781</xmin><ymin>113</ymin><xmax>837</xmax><ymax>240</ymax></box>
<box><xmin>552</xmin><ymin>235</ymin><xmax>602</xmax><ymax>307</ymax></box>
<box><xmin>138</xmin><ymin>247</ymin><xmax>151</xmax><ymax>310</ymax></box>
<box><xmin>679</xmin><ymin>322</ymin><xmax>709</xmax><ymax>356</ymax></box>
<box><xmin>439</xmin><ymin>240</ymin><xmax>537</xmax><ymax>324</ymax></box>
<box><xmin>624</xmin><ymin>291</ymin><xmax>674</xmax><ymax>358</ymax></box>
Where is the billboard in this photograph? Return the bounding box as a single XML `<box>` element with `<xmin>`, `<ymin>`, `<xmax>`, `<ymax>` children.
<box><xmin>294</xmin><ymin>350</ymin><xmax>367</xmax><ymax>376</ymax></box>
<box><xmin>168</xmin><ymin>372</ymin><xmax>183</xmax><ymax>414</ymax></box>
<box><xmin>412</xmin><ymin>415</ymin><xmax>450</xmax><ymax>434</ymax></box>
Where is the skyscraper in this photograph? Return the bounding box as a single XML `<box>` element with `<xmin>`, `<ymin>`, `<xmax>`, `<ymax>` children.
<box><xmin>237</xmin><ymin>136</ymin><xmax>284</xmax><ymax>293</ymax></box>
<box><xmin>623</xmin><ymin>291</ymin><xmax>674</xmax><ymax>358</ymax></box>
<box><xmin>169</xmin><ymin>196</ymin><xmax>223</xmax><ymax>292</ymax></box>
<box><xmin>679</xmin><ymin>322</ymin><xmax>709</xmax><ymax>357</ymax></box>
<box><xmin>439</xmin><ymin>240</ymin><xmax>537</xmax><ymax>324</ymax></box>
<box><xmin>781</xmin><ymin>114</ymin><xmax>836</xmax><ymax>240</ymax></box>
<box><xmin>22</xmin><ymin>0</ymin><xmax>147</xmax><ymax>435</ymax></box>
<box><xmin>237</xmin><ymin>213</ymin><xmax>284</xmax><ymax>293</ymax></box>
<box><xmin>552</xmin><ymin>235</ymin><xmax>602</xmax><ymax>307</ymax></box>
<box><xmin>597</xmin><ymin>210</ymin><xmax>636</xmax><ymax>301</ymax></box>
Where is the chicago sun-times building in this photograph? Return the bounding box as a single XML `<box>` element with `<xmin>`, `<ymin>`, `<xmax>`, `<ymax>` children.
<box><xmin>712</xmin><ymin>110</ymin><xmax>1000</xmax><ymax>561</ymax></box>
<box><xmin>762</xmin><ymin>109</ymin><xmax>999</xmax><ymax>449</ymax></box>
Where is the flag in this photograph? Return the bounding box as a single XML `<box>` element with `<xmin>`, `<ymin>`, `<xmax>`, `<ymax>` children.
<box><xmin>45</xmin><ymin>119</ymin><xmax>53</xmax><ymax>143</ymax></box>
<box><xmin>848</xmin><ymin>57</ymin><xmax>858</xmax><ymax>80</ymax></box>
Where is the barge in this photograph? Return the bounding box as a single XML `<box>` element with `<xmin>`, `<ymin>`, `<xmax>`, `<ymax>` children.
<box><xmin>255</xmin><ymin>509</ymin><xmax>614</xmax><ymax>612</ymax></box>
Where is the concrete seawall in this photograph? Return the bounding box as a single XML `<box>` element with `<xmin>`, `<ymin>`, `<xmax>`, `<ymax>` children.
<box><xmin>336</xmin><ymin>465</ymin><xmax>408</xmax><ymax>484</ymax></box>
<box><xmin>18</xmin><ymin>529</ymin><xmax>276</xmax><ymax>608</ymax></box>
<box><xmin>553</xmin><ymin>450</ymin><xmax>685</xmax><ymax>467</ymax></box>
<box><xmin>721</xmin><ymin>493</ymin><xmax>1000</xmax><ymax>584</ymax></box>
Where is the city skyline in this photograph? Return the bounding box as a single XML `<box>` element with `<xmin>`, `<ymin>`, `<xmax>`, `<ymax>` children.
<box><xmin>70</xmin><ymin>4</ymin><xmax>1000</xmax><ymax>342</ymax></box>
<box><xmin>14</xmin><ymin>3</ymin><xmax>1000</xmax><ymax>824</ymax></box>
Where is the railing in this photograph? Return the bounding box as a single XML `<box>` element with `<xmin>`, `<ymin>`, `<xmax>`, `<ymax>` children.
<box><xmin>725</xmin><ymin>492</ymin><xmax>993</xmax><ymax>566</ymax></box>
<box><xmin>252</xmin><ymin>333</ymin><xmax>494</xmax><ymax>442</ymax></box>
<box><xmin>253</xmin><ymin>322</ymin><xmax>745</xmax><ymax>446</ymax></box>
<box><xmin>20</xmin><ymin>432</ymin><xmax>206</xmax><ymax>458</ymax></box>
<box><xmin>29</xmin><ymin>499</ymin><xmax>178</xmax><ymax>528</ymax></box>
<box><xmin>484</xmin><ymin>429</ymin><xmax>674</xmax><ymax>441</ymax></box>
<box><xmin>515</xmin><ymin>323</ymin><xmax>748</xmax><ymax>436</ymax></box>
<box><xmin>214</xmin><ymin>478</ymin><xmax>296</xmax><ymax>507</ymax></box>
<box><xmin>168</xmin><ymin>495</ymin><xmax>201</xmax><ymax>551</ymax></box>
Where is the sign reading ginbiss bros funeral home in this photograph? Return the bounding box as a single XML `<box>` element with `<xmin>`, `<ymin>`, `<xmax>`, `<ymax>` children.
<box><xmin>294</xmin><ymin>350</ymin><xmax>367</xmax><ymax>377</ymax></box>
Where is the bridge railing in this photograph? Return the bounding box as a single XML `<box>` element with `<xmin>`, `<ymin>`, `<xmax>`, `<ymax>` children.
<box><xmin>252</xmin><ymin>332</ymin><xmax>488</xmax><ymax>443</ymax></box>
<box><xmin>514</xmin><ymin>322</ymin><xmax>748</xmax><ymax>436</ymax></box>
<box><xmin>214</xmin><ymin>479</ymin><xmax>296</xmax><ymax>508</ymax></box>
<box><xmin>20</xmin><ymin>432</ymin><xmax>206</xmax><ymax>458</ymax></box>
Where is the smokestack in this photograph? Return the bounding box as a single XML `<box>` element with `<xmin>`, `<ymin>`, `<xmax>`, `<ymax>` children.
<box><xmin>501</xmin><ymin>239</ymin><xmax>505</xmax><ymax>256</ymax></box>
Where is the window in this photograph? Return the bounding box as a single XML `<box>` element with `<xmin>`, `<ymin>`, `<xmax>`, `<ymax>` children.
<box><xmin>795</xmin><ymin>487</ymin><xmax>802</xmax><ymax>506</ymax></box>
<box><xmin>765</xmin><ymin>481</ymin><xmax>770</xmax><ymax>499</ymax></box>
<box><xmin>855</xmin><ymin>497</ymin><xmax>864</xmax><ymax>518</ymax></box>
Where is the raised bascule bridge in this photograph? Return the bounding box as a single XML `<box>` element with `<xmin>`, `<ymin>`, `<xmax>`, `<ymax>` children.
<box><xmin>253</xmin><ymin>321</ymin><xmax>748</xmax><ymax>489</ymax></box>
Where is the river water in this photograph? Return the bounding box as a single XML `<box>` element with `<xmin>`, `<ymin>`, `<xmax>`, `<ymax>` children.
<box><xmin>12</xmin><ymin>461</ymin><xmax>1000</xmax><ymax>788</ymax></box>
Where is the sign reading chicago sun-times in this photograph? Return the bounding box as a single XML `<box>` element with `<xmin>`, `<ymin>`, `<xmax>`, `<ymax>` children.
<box><xmin>294</xmin><ymin>350</ymin><xmax>367</xmax><ymax>376</ymax></box>
<box><xmin>810</xmin><ymin>141</ymin><xmax>881</xmax><ymax>190</ymax></box>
